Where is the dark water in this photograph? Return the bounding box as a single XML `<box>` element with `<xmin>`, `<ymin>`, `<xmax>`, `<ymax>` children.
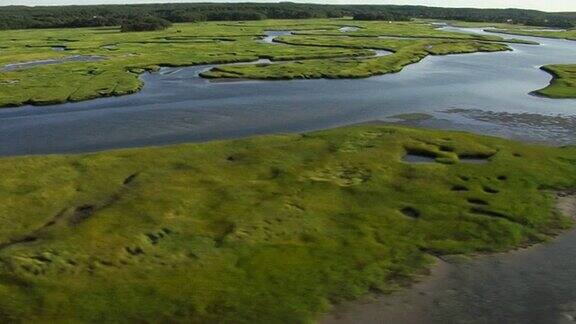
<box><xmin>403</xmin><ymin>153</ymin><xmax>437</xmax><ymax>164</ymax></box>
<box><xmin>0</xmin><ymin>27</ymin><xmax>574</xmax><ymax>157</ymax></box>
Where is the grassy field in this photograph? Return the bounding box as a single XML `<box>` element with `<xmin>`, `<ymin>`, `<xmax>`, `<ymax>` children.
<box><xmin>0</xmin><ymin>124</ymin><xmax>575</xmax><ymax>322</ymax></box>
<box><xmin>534</xmin><ymin>64</ymin><xmax>576</xmax><ymax>98</ymax></box>
<box><xmin>201</xmin><ymin>36</ymin><xmax>509</xmax><ymax>79</ymax></box>
<box><xmin>0</xmin><ymin>19</ymin><xmax>527</xmax><ymax>107</ymax></box>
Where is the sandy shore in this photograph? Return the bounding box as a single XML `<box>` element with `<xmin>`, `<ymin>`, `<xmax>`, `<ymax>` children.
<box><xmin>323</xmin><ymin>192</ymin><xmax>576</xmax><ymax>324</ymax></box>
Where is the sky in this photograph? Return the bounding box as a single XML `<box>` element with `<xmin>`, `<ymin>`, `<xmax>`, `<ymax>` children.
<box><xmin>0</xmin><ymin>0</ymin><xmax>574</xmax><ymax>12</ymax></box>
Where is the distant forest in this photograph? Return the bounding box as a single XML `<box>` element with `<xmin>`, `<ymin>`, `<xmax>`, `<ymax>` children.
<box><xmin>0</xmin><ymin>3</ymin><xmax>574</xmax><ymax>30</ymax></box>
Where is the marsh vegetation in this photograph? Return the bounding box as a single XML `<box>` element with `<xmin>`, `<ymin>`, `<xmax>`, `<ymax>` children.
<box><xmin>0</xmin><ymin>15</ymin><xmax>575</xmax><ymax>323</ymax></box>
<box><xmin>0</xmin><ymin>125</ymin><xmax>575</xmax><ymax>322</ymax></box>
<box><xmin>0</xmin><ymin>19</ymin><xmax>548</xmax><ymax>107</ymax></box>
<box><xmin>534</xmin><ymin>64</ymin><xmax>576</xmax><ymax>98</ymax></box>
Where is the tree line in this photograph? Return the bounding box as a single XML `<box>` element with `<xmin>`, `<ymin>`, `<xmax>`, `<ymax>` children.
<box><xmin>120</xmin><ymin>17</ymin><xmax>172</xmax><ymax>32</ymax></box>
<box><xmin>0</xmin><ymin>3</ymin><xmax>574</xmax><ymax>31</ymax></box>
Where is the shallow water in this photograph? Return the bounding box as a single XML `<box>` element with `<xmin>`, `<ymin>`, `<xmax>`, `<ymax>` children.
<box><xmin>0</xmin><ymin>55</ymin><xmax>104</xmax><ymax>72</ymax></box>
<box><xmin>324</xmin><ymin>195</ymin><xmax>576</xmax><ymax>324</ymax></box>
<box><xmin>259</xmin><ymin>30</ymin><xmax>293</xmax><ymax>44</ymax></box>
<box><xmin>403</xmin><ymin>153</ymin><xmax>490</xmax><ymax>164</ymax></box>
<box><xmin>0</xmin><ymin>27</ymin><xmax>574</xmax><ymax>156</ymax></box>
<box><xmin>339</xmin><ymin>26</ymin><xmax>359</xmax><ymax>33</ymax></box>
<box><xmin>403</xmin><ymin>153</ymin><xmax>436</xmax><ymax>164</ymax></box>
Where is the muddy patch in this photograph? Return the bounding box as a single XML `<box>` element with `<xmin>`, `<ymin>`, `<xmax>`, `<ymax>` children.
<box><xmin>323</xmin><ymin>192</ymin><xmax>576</xmax><ymax>324</ymax></box>
<box><xmin>0</xmin><ymin>55</ymin><xmax>105</xmax><ymax>72</ymax></box>
<box><xmin>443</xmin><ymin>109</ymin><xmax>576</xmax><ymax>145</ymax></box>
<box><xmin>557</xmin><ymin>191</ymin><xmax>576</xmax><ymax>219</ymax></box>
<box><xmin>445</xmin><ymin>109</ymin><xmax>576</xmax><ymax>130</ymax></box>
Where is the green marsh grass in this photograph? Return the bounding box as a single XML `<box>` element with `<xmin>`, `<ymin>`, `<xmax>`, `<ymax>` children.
<box><xmin>0</xmin><ymin>125</ymin><xmax>575</xmax><ymax>322</ymax></box>
<box><xmin>534</xmin><ymin>64</ymin><xmax>576</xmax><ymax>98</ymax></box>
<box><xmin>0</xmin><ymin>19</ymin><xmax>526</xmax><ymax>107</ymax></box>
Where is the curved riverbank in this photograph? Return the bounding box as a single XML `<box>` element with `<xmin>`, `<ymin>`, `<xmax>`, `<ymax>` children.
<box><xmin>0</xmin><ymin>22</ymin><xmax>529</xmax><ymax>108</ymax></box>
<box><xmin>324</xmin><ymin>191</ymin><xmax>576</xmax><ymax>324</ymax></box>
<box><xmin>0</xmin><ymin>27</ymin><xmax>574</xmax><ymax>157</ymax></box>
<box><xmin>532</xmin><ymin>64</ymin><xmax>576</xmax><ymax>99</ymax></box>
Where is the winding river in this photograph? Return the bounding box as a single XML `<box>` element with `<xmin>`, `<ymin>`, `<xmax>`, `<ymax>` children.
<box><xmin>0</xmin><ymin>27</ymin><xmax>574</xmax><ymax>156</ymax></box>
<box><xmin>1</xmin><ymin>25</ymin><xmax>576</xmax><ymax>323</ymax></box>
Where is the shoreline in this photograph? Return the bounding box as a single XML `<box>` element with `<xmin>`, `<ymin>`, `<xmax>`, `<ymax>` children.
<box><xmin>531</xmin><ymin>65</ymin><xmax>576</xmax><ymax>99</ymax></box>
<box><xmin>0</xmin><ymin>118</ymin><xmax>573</xmax><ymax>159</ymax></box>
<box><xmin>0</xmin><ymin>25</ymin><xmax>545</xmax><ymax>109</ymax></box>
<box><xmin>323</xmin><ymin>191</ymin><xmax>576</xmax><ymax>324</ymax></box>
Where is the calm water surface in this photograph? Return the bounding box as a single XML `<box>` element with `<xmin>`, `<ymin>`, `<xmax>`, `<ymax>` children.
<box><xmin>0</xmin><ymin>27</ymin><xmax>574</xmax><ymax>157</ymax></box>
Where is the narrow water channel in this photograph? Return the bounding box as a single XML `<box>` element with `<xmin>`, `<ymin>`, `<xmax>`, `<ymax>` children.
<box><xmin>0</xmin><ymin>28</ymin><xmax>574</xmax><ymax>158</ymax></box>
